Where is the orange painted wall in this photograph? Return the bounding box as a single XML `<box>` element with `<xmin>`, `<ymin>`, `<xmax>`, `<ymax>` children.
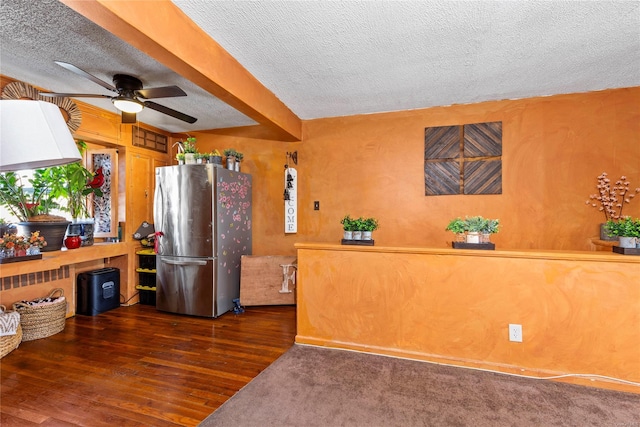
<box><xmin>295</xmin><ymin>244</ymin><xmax>640</xmax><ymax>393</ymax></box>
<box><xmin>192</xmin><ymin>87</ymin><xmax>640</xmax><ymax>255</ymax></box>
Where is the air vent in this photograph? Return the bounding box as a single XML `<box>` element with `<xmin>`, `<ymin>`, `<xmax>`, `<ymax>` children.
<box><xmin>133</xmin><ymin>127</ymin><xmax>168</xmax><ymax>153</ymax></box>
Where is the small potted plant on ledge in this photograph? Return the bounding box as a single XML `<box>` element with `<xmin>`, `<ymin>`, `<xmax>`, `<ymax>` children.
<box><xmin>362</xmin><ymin>217</ymin><xmax>379</xmax><ymax>240</ymax></box>
<box><xmin>604</xmin><ymin>216</ymin><xmax>640</xmax><ymax>250</ymax></box>
<box><xmin>481</xmin><ymin>218</ymin><xmax>500</xmax><ymax>243</ymax></box>
<box><xmin>446</xmin><ymin>216</ymin><xmax>499</xmax><ymax>249</ymax></box>
<box><xmin>176</xmin><ymin>152</ymin><xmax>185</xmax><ymax>165</ymax></box>
<box><xmin>341</xmin><ymin>215</ymin><xmax>355</xmax><ymax>240</ymax></box>
<box><xmin>445</xmin><ymin>217</ymin><xmax>466</xmax><ymax>242</ymax></box>
<box><xmin>464</xmin><ymin>216</ymin><xmax>487</xmax><ymax>244</ymax></box>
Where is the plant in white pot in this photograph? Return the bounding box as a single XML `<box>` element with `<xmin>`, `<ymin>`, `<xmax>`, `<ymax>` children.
<box><xmin>604</xmin><ymin>216</ymin><xmax>640</xmax><ymax>249</ymax></box>
<box><xmin>464</xmin><ymin>216</ymin><xmax>488</xmax><ymax>243</ymax></box>
<box><xmin>362</xmin><ymin>217</ymin><xmax>379</xmax><ymax>240</ymax></box>
<box><xmin>341</xmin><ymin>215</ymin><xmax>356</xmax><ymax>240</ymax></box>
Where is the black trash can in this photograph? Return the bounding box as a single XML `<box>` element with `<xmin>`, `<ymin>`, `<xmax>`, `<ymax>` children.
<box><xmin>76</xmin><ymin>268</ymin><xmax>120</xmax><ymax>316</ymax></box>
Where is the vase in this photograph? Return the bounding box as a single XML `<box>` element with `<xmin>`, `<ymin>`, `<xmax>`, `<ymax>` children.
<box><xmin>362</xmin><ymin>231</ymin><xmax>373</xmax><ymax>240</ymax></box>
<box><xmin>226</xmin><ymin>157</ymin><xmax>235</xmax><ymax>170</ymax></box>
<box><xmin>234</xmin><ymin>160</ymin><xmax>241</xmax><ymax>172</ymax></box>
<box><xmin>210</xmin><ymin>155</ymin><xmax>222</xmax><ymax>166</ymax></box>
<box><xmin>466</xmin><ymin>232</ymin><xmax>481</xmax><ymax>244</ymax></box>
<box><xmin>599</xmin><ymin>223</ymin><xmax>617</xmax><ymax>241</ymax></box>
<box><xmin>185</xmin><ymin>153</ymin><xmax>196</xmax><ymax>164</ymax></box>
<box><xmin>64</xmin><ymin>235</ymin><xmax>82</xmax><ymax>249</ymax></box>
<box><xmin>618</xmin><ymin>236</ymin><xmax>637</xmax><ymax>249</ymax></box>
<box><xmin>17</xmin><ymin>221</ymin><xmax>70</xmax><ymax>252</ymax></box>
<box><xmin>352</xmin><ymin>231</ymin><xmax>362</xmax><ymax>240</ymax></box>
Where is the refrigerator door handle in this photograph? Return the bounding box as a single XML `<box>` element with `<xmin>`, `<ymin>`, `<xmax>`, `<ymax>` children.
<box><xmin>161</xmin><ymin>258</ymin><xmax>208</xmax><ymax>266</ymax></box>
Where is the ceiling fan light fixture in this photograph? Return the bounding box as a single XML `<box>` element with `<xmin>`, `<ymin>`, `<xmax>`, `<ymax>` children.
<box><xmin>112</xmin><ymin>97</ymin><xmax>143</xmax><ymax>113</ymax></box>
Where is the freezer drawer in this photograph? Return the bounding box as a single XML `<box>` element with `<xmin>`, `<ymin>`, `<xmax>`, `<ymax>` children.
<box><xmin>156</xmin><ymin>256</ymin><xmax>217</xmax><ymax>317</ymax></box>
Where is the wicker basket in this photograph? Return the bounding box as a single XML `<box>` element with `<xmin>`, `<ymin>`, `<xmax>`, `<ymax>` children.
<box><xmin>13</xmin><ymin>288</ymin><xmax>67</xmax><ymax>342</ymax></box>
<box><xmin>0</xmin><ymin>324</ymin><xmax>22</xmax><ymax>358</ymax></box>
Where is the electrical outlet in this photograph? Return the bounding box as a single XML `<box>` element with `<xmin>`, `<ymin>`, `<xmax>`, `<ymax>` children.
<box><xmin>314</xmin><ymin>201</ymin><xmax>320</xmax><ymax>210</ymax></box>
<box><xmin>509</xmin><ymin>324</ymin><xmax>523</xmax><ymax>342</ymax></box>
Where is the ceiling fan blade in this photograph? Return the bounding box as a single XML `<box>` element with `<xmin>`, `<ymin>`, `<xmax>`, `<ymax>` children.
<box><xmin>136</xmin><ymin>85</ymin><xmax>186</xmax><ymax>99</ymax></box>
<box><xmin>40</xmin><ymin>93</ymin><xmax>111</xmax><ymax>99</ymax></box>
<box><xmin>144</xmin><ymin>101</ymin><xmax>197</xmax><ymax>124</ymax></box>
<box><xmin>54</xmin><ymin>61</ymin><xmax>117</xmax><ymax>93</ymax></box>
<box><xmin>122</xmin><ymin>112</ymin><xmax>137</xmax><ymax>124</ymax></box>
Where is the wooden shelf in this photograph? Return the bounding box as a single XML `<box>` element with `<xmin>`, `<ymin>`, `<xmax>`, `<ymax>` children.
<box><xmin>0</xmin><ymin>242</ymin><xmax>129</xmax><ymax>278</ymax></box>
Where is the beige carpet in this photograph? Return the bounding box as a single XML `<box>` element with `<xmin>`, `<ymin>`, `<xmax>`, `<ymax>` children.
<box><xmin>200</xmin><ymin>344</ymin><xmax>639</xmax><ymax>427</ymax></box>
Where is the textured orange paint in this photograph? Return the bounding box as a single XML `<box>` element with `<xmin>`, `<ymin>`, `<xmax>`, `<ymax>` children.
<box><xmin>295</xmin><ymin>244</ymin><xmax>640</xmax><ymax>393</ymax></box>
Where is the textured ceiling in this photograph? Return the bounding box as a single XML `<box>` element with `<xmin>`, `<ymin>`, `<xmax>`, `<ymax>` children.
<box><xmin>1</xmin><ymin>0</ymin><xmax>639</xmax><ymax>135</ymax></box>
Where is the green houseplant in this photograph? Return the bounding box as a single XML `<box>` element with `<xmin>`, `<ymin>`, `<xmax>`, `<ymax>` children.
<box><xmin>362</xmin><ymin>217</ymin><xmax>379</xmax><ymax>240</ymax></box>
<box><xmin>341</xmin><ymin>214</ymin><xmax>356</xmax><ymax>239</ymax></box>
<box><xmin>224</xmin><ymin>148</ymin><xmax>237</xmax><ymax>170</ymax></box>
<box><xmin>0</xmin><ymin>141</ymin><xmax>102</xmax><ymax>250</ymax></box>
<box><xmin>183</xmin><ymin>137</ymin><xmax>197</xmax><ymax>164</ymax></box>
<box><xmin>446</xmin><ymin>216</ymin><xmax>499</xmax><ymax>244</ymax></box>
<box><xmin>445</xmin><ymin>217</ymin><xmax>466</xmax><ymax>241</ymax></box>
<box><xmin>605</xmin><ymin>216</ymin><xmax>640</xmax><ymax>249</ymax></box>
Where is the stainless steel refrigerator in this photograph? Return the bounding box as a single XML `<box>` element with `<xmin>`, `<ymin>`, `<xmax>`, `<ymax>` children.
<box><xmin>153</xmin><ymin>164</ymin><xmax>252</xmax><ymax>317</ymax></box>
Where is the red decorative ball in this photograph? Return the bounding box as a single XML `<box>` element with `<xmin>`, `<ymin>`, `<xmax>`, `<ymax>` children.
<box><xmin>64</xmin><ymin>235</ymin><xmax>82</xmax><ymax>250</ymax></box>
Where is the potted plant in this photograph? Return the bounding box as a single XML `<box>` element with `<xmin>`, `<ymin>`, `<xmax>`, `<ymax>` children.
<box><xmin>195</xmin><ymin>153</ymin><xmax>206</xmax><ymax>164</ymax></box>
<box><xmin>234</xmin><ymin>151</ymin><xmax>244</xmax><ymax>172</ymax></box>
<box><xmin>586</xmin><ymin>172</ymin><xmax>640</xmax><ymax>240</ymax></box>
<box><xmin>176</xmin><ymin>152</ymin><xmax>185</xmax><ymax>165</ymax></box>
<box><xmin>604</xmin><ymin>216</ymin><xmax>640</xmax><ymax>249</ymax></box>
<box><xmin>0</xmin><ymin>170</ymin><xmax>69</xmax><ymax>251</ymax></box>
<box><xmin>362</xmin><ymin>217</ymin><xmax>379</xmax><ymax>240</ymax></box>
<box><xmin>209</xmin><ymin>150</ymin><xmax>222</xmax><ymax>165</ymax></box>
<box><xmin>445</xmin><ymin>217</ymin><xmax>466</xmax><ymax>242</ymax></box>
<box><xmin>224</xmin><ymin>148</ymin><xmax>237</xmax><ymax>170</ymax></box>
<box><xmin>38</xmin><ymin>141</ymin><xmax>103</xmax><ymax>246</ymax></box>
<box><xmin>480</xmin><ymin>218</ymin><xmax>500</xmax><ymax>243</ymax></box>
<box><xmin>183</xmin><ymin>137</ymin><xmax>198</xmax><ymax>164</ymax></box>
<box><xmin>464</xmin><ymin>216</ymin><xmax>488</xmax><ymax>243</ymax></box>
<box><xmin>0</xmin><ymin>141</ymin><xmax>102</xmax><ymax>251</ymax></box>
<box><xmin>341</xmin><ymin>215</ymin><xmax>356</xmax><ymax>240</ymax></box>
<box><xmin>351</xmin><ymin>217</ymin><xmax>367</xmax><ymax>240</ymax></box>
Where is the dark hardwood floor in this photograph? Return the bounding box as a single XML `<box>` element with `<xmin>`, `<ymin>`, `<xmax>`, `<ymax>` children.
<box><xmin>0</xmin><ymin>304</ymin><xmax>297</xmax><ymax>426</ymax></box>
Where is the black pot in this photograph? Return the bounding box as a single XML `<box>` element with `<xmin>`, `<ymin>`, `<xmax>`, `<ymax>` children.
<box><xmin>17</xmin><ymin>221</ymin><xmax>71</xmax><ymax>252</ymax></box>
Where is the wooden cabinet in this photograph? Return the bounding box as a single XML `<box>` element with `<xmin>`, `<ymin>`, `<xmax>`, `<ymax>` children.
<box><xmin>73</xmin><ymin>102</ymin><xmax>121</xmax><ymax>145</ymax></box>
<box><xmin>126</xmin><ymin>150</ymin><xmax>169</xmax><ymax>239</ymax></box>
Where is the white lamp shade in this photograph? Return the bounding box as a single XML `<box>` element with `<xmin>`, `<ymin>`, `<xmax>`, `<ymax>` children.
<box><xmin>0</xmin><ymin>100</ymin><xmax>81</xmax><ymax>171</ymax></box>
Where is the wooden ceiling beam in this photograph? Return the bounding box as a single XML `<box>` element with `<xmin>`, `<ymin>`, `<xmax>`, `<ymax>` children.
<box><xmin>60</xmin><ymin>0</ymin><xmax>302</xmax><ymax>141</ymax></box>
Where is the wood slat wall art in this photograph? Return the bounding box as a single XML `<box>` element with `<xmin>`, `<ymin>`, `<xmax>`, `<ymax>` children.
<box><xmin>424</xmin><ymin>121</ymin><xmax>502</xmax><ymax>195</ymax></box>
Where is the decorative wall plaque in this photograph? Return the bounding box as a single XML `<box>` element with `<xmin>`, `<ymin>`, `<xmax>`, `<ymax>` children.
<box><xmin>425</xmin><ymin>121</ymin><xmax>502</xmax><ymax>196</ymax></box>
